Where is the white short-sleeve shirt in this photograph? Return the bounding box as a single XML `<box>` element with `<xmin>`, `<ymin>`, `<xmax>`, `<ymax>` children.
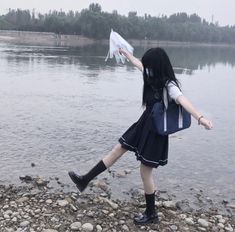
<box><xmin>167</xmin><ymin>81</ymin><xmax>183</xmax><ymax>103</ymax></box>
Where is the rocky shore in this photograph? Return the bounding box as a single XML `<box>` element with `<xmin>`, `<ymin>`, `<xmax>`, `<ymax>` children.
<box><xmin>0</xmin><ymin>175</ymin><xmax>234</xmax><ymax>232</ymax></box>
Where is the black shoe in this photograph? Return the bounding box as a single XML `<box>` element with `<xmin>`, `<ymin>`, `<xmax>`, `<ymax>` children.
<box><xmin>134</xmin><ymin>212</ymin><xmax>159</xmax><ymax>225</ymax></box>
<box><xmin>68</xmin><ymin>171</ymin><xmax>88</xmax><ymax>192</ymax></box>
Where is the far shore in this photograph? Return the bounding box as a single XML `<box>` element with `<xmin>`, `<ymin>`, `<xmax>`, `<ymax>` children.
<box><xmin>1</xmin><ymin>29</ymin><xmax>235</xmax><ymax>48</ymax></box>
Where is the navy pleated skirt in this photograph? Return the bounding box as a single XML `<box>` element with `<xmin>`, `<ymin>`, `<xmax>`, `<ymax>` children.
<box><xmin>119</xmin><ymin>105</ymin><xmax>168</xmax><ymax>168</ymax></box>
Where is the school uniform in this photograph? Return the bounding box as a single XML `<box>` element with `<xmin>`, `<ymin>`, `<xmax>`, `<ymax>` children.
<box><xmin>119</xmin><ymin>82</ymin><xmax>183</xmax><ymax>168</ymax></box>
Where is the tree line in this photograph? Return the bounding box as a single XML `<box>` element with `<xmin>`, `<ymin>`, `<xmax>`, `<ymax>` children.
<box><xmin>0</xmin><ymin>3</ymin><xmax>235</xmax><ymax>43</ymax></box>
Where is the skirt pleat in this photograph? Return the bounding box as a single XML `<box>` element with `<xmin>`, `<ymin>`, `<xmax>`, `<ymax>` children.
<box><xmin>119</xmin><ymin>107</ymin><xmax>168</xmax><ymax>168</ymax></box>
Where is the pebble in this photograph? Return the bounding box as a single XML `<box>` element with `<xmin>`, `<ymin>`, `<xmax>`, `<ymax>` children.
<box><xmin>215</xmin><ymin>215</ymin><xmax>223</xmax><ymax>220</ymax></box>
<box><xmin>36</xmin><ymin>178</ymin><xmax>48</xmax><ymax>186</ymax></box>
<box><xmin>51</xmin><ymin>217</ymin><xmax>59</xmax><ymax>222</ymax></box>
<box><xmin>175</xmin><ymin>200</ymin><xmax>193</xmax><ymax>213</ymax></box>
<box><xmin>198</xmin><ymin>218</ymin><xmax>209</xmax><ymax>228</ymax></box>
<box><xmin>70</xmin><ymin>222</ymin><xmax>82</xmax><ymax>231</ymax></box>
<box><xmin>170</xmin><ymin>225</ymin><xmax>178</xmax><ymax>230</ymax></box>
<box><xmin>122</xmin><ymin>225</ymin><xmax>129</xmax><ymax>231</ymax></box>
<box><xmin>19</xmin><ymin>175</ymin><xmax>33</xmax><ymax>182</ymax></box>
<box><xmin>56</xmin><ymin>199</ymin><xmax>69</xmax><ymax>207</ymax></box>
<box><xmin>225</xmin><ymin>224</ymin><xmax>233</xmax><ymax>232</ymax></box>
<box><xmin>185</xmin><ymin>217</ymin><xmax>194</xmax><ymax>225</ymax></box>
<box><xmin>162</xmin><ymin>201</ymin><xmax>176</xmax><ymax>209</ymax></box>
<box><xmin>70</xmin><ymin>204</ymin><xmax>77</xmax><ymax>211</ymax></box>
<box><xmin>124</xmin><ymin>169</ymin><xmax>131</xmax><ymax>174</ymax></box>
<box><xmin>96</xmin><ymin>225</ymin><xmax>102</xmax><ymax>232</ymax></box>
<box><xmin>116</xmin><ymin>171</ymin><xmax>126</xmax><ymax>178</ymax></box>
<box><xmin>155</xmin><ymin>201</ymin><xmax>163</xmax><ymax>207</ymax></box>
<box><xmin>3</xmin><ymin>205</ymin><xmax>9</xmax><ymax>209</ymax></box>
<box><xmin>179</xmin><ymin>214</ymin><xmax>187</xmax><ymax>219</ymax></box>
<box><xmin>42</xmin><ymin>230</ymin><xmax>58</xmax><ymax>232</ymax></box>
<box><xmin>100</xmin><ymin>197</ymin><xmax>118</xmax><ymax>209</ymax></box>
<box><xmin>157</xmin><ymin>212</ymin><xmax>165</xmax><ymax>218</ymax></box>
<box><xmin>219</xmin><ymin>218</ymin><xmax>226</xmax><ymax>224</ymax></box>
<box><xmin>82</xmin><ymin>223</ymin><xmax>94</xmax><ymax>231</ymax></box>
<box><xmin>34</xmin><ymin>209</ymin><xmax>41</xmax><ymax>214</ymax></box>
<box><xmin>46</xmin><ymin>199</ymin><xmax>53</xmax><ymax>204</ymax></box>
<box><xmin>4</xmin><ymin>214</ymin><xmax>10</xmax><ymax>219</ymax></box>
<box><xmin>17</xmin><ymin>197</ymin><xmax>29</xmax><ymax>203</ymax></box>
<box><xmin>102</xmin><ymin>210</ymin><xmax>109</xmax><ymax>214</ymax></box>
<box><xmin>197</xmin><ymin>227</ymin><xmax>207</xmax><ymax>231</ymax></box>
<box><xmin>20</xmin><ymin>220</ymin><xmax>30</xmax><ymax>227</ymax></box>
<box><xmin>218</xmin><ymin>223</ymin><xmax>224</xmax><ymax>228</ymax></box>
<box><xmin>5</xmin><ymin>209</ymin><xmax>13</xmax><ymax>215</ymax></box>
<box><xmin>226</xmin><ymin>204</ymin><xmax>235</xmax><ymax>209</ymax></box>
<box><xmin>94</xmin><ymin>180</ymin><xmax>108</xmax><ymax>191</ymax></box>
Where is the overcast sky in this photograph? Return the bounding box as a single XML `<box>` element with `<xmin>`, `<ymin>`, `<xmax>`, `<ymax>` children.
<box><xmin>1</xmin><ymin>0</ymin><xmax>235</xmax><ymax>26</ymax></box>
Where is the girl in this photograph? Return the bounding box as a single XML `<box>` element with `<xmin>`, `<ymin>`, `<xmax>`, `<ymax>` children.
<box><xmin>68</xmin><ymin>47</ymin><xmax>213</xmax><ymax>225</ymax></box>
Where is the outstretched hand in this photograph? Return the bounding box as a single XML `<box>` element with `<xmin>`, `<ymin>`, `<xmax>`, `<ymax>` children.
<box><xmin>118</xmin><ymin>48</ymin><xmax>143</xmax><ymax>71</ymax></box>
<box><xmin>119</xmin><ymin>48</ymin><xmax>128</xmax><ymax>57</ymax></box>
<box><xmin>200</xmin><ymin>117</ymin><xmax>213</xmax><ymax>130</ymax></box>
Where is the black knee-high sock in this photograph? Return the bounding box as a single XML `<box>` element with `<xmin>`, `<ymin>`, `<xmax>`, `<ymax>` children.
<box><xmin>82</xmin><ymin>160</ymin><xmax>107</xmax><ymax>183</ymax></box>
<box><xmin>145</xmin><ymin>192</ymin><xmax>156</xmax><ymax>216</ymax></box>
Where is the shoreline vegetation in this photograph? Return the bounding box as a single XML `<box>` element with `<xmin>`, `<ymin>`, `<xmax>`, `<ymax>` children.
<box><xmin>0</xmin><ymin>3</ymin><xmax>235</xmax><ymax>45</ymax></box>
<box><xmin>1</xmin><ymin>30</ymin><xmax>235</xmax><ymax>48</ymax></box>
<box><xmin>0</xmin><ymin>175</ymin><xmax>234</xmax><ymax>232</ymax></box>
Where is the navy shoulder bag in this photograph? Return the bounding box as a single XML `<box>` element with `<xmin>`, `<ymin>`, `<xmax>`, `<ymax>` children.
<box><xmin>151</xmin><ymin>87</ymin><xmax>191</xmax><ymax>135</ymax></box>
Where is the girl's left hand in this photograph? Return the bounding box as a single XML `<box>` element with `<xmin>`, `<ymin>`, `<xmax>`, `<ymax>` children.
<box><xmin>200</xmin><ymin>117</ymin><xmax>213</xmax><ymax>130</ymax></box>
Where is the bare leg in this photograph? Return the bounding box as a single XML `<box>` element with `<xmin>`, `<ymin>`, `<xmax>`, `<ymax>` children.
<box><xmin>134</xmin><ymin>163</ymin><xmax>158</xmax><ymax>224</ymax></box>
<box><xmin>102</xmin><ymin>144</ymin><xmax>127</xmax><ymax>168</ymax></box>
<box><xmin>140</xmin><ymin>163</ymin><xmax>155</xmax><ymax>194</ymax></box>
<box><xmin>68</xmin><ymin>143</ymin><xmax>127</xmax><ymax>192</ymax></box>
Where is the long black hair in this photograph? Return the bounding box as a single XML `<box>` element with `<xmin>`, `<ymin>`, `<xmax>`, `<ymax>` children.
<box><xmin>141</xmin><ymin>47</ymin><xmax>180</xmax><ymax>106</ymax></box>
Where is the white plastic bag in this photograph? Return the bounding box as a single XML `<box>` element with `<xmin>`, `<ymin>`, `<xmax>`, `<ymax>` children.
<box><xmin>105</xmin><ymin>29</ymin><xmax>134</xmax><ymax>64</ymax></box>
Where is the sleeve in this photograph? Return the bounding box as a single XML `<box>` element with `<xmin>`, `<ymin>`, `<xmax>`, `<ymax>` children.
<box><xmin>167</xmin><ymin>82</ymin><xmax>183</xmax><ymax>103</ymax></box>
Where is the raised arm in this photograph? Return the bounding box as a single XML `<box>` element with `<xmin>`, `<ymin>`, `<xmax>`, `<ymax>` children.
<box><xmin>177</xmin><ymin>95</ymin><xmax>213</xmax><ymax>130</ymax></box>
<box><xmin>119</xmin><ymin>48</ymin><xmax>143</xmax><ymax>71</ymax></box>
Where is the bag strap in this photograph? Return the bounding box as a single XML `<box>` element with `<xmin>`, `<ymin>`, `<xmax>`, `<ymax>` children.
<box><xmin>163</xmin><ymin>86</ymin><xmax>184</xmax><ymax>130</ymax></box>
<box><xmin>163</xmin><ymin>87</ymin><xmax>169</xmax><ymax>109</ymax></box>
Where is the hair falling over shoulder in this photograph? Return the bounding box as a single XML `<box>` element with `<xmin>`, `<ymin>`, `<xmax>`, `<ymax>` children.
<box><xmin>141</xmin><ymin>47</ymin><xmax>180</xmax><ymax>106</ymax></box>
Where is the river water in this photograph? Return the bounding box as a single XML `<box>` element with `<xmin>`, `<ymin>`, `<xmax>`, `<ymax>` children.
<box><xmin>0</xmin><ymin>42</ymin><xmax>234</xmax><ymax>204</ymax></box>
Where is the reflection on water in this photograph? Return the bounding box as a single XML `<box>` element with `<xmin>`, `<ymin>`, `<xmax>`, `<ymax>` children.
<box><xmin>2</xmin><ymin>43</ymin><xmax>235</xmax><ymax>71</ymax></box>
<box><xmin>0</xmin><ymin>42</ymin><xmax>235</xmax><ymax>204</ymax></box>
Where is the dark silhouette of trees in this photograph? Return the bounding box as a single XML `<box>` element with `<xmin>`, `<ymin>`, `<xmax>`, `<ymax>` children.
<box><xmin>0</xmin><ymin>4</ymin><xmax>235</xmax><ymax>43</ymax></box>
